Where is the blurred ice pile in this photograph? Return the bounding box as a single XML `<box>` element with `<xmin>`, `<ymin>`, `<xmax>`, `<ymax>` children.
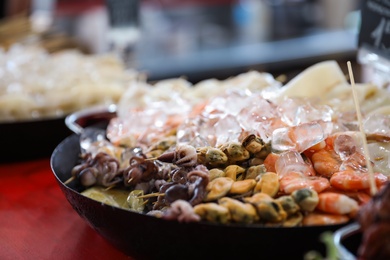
<box><xmin>0</xmin><ymin>44</ymin><xmax>138</xmax><ymax>121</ymax></box>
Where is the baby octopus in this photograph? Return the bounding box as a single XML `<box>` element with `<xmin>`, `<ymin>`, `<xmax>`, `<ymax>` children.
<box><xmin>156</xmin><ymin>144</ymin><xmax>198</xmax><ymax>168</ymax></box>
<box><xmin>71</xmin><ymin>152</ymin><xmax>122</xmax><ymax>188</ymax></box>
<box><xmin>162</xmin><ymin>200</ymin><xmax>201</xmax><ymax>223</ymax></box>
<box><xmin>121</xmin><ymin>153</ymin><xmax>159</xmax><ymax>187</ymax></box>
<box><xmin>153</xmin><ymin>165</ymin><xmax>210</xmax><ymax>211</ymax></box>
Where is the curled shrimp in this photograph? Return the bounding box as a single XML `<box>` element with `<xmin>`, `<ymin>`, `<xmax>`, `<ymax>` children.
<box><xmin>275</xmin><ymin>150</ymin><xmax>328</xmax><ymax>194</ymax></box>
<box><xmin>263</xmin><ymin>152</ymin><xmax>279</xmax><ymax>173</ymax></box>
<box><xmin>316</xmin><ymin>191</ymin><xmax>359</xmax><ymax>216</ymax></box>
<box><xmin>324</xmin><ymin>187</ymin><xmax>372</xmax><ymax>206</ymax></box>
<box><xmin>275</xmin><ymin>150</ymin><xmax>316</xmax><ymax>178</ymax></box>
<box><xmin>302</xmin><ymin>212</ymin><xmax>350</xmax><ymax>226</ymax></box>
<box><xmin>279</xmin><ymin>172</ymin><xmax>330</xmax><ymax>195</ymax></box>
<box><xmin>309</xmin><ymin>131</ymin><xmax>365</xmax><ymax>178</ymax></box>
<box><xmin>330</xmin><ymin>169</ymin><xmax>388</xmax><ymax>191</ymax></box>
<box><xmin>311</xmin><ymin>148</ymin><xmax>342</xmax><ymax>178</ymax></box>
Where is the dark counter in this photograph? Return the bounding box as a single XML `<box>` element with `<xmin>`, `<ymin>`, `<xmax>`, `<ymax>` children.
<box><xmin>137</xmin><ymin>30</ymin><xmax>358</xmax><ymax>83</ymax></box>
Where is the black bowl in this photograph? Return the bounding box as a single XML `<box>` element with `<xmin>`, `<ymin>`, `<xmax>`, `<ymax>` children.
<box><xmin>0</xmin><ymin>117</ymin><xmax>73</xmax><ymax>163</ymax></box>
<box><xmin>0</xmin><ymin>104</ymin><xmax>117</xmax><ymax>163</ymax></box>
<box><xmin>51</xmin><ymin>132</ymin><xmax>349</xmax><ymax>260</ymax></box>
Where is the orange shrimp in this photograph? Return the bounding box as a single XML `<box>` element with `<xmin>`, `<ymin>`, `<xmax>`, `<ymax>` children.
<box><xmin>322</xmin><ymin>131</ymin><xmax>358</xmax><ymax>151</ymax></box>
<box><xmin>272</xmin><ymin>122</ymin><xmax>327</xmax><ymax>153</ymax></box>
<box><xmin>323</xmin><ymin>187</ymin><xmax>372</xmax><ymax>206</ymax></box>
<box><xmin>302</xmin><ymin>212</ymin><xmax>350</xmax><ymax>226</ymax></box>
<box><xmin>279</xmin><ymin>172</ymin><xmax>330</xmax><ymax>195</ymax></box>
<box><xmin>330</xmin><ymin>169</ymin><xmax>389</xmax><ymax>191</ymax></box>
<box><xmin>310</xmin><ymin>148</ymin><xmax>342</xmax><ymax>178</ymax></box>
<box><xmin>303</xmin><ymin>140</ymin><xmax>326</xmax><ymax>158</ymax></box>
<box><xmin>316</xmin><ymin>192</ymin><xmax>359</xmax><ymax>216</ymax></box>
<box><xmin>263</xmin><ymin>152</ymin><xmax>280</xmax><ymax>173</ymax></box>
<box><xmin>189</xmin><ymin>100</ymin><xmax>209</xmax><ymax>118</ymax></box>
<box><xmin>275</xmin><ymin>150</ymin><xmax>316</xmax><ymax>178</ymax></box>
<box><xmin>165</xmin><ymin>114</ymin><xmax>186</xmax><ymax>129</ymax></box>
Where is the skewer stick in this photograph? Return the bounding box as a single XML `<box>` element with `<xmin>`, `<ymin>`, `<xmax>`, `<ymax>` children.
<box><xmin>145</xmin><ymin>157</ymin><xmax>157</xmax><ymax>161</ymax></box>
<box><xmin>137</xmin><ymin>192</ymin><xmax>165</xmax><ymax>199</ymax></box>
<box><xmin>64</xmin><ymin>176</ymin><xmax>75</xmax><ymax>185</ymax></box>
<box><xmin>347</xmin><ymin>61</ymin><xmax>377</xmax><ymax>195</ymax></box>
<box><xmin>104</xmin><ymin>185</ymin><xmax>115</xmax><ymax>191</ymax></box>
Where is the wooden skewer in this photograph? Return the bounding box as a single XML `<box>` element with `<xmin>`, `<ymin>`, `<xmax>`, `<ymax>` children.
<box><xmin>104</xmin><ymin>185</ymin><xmax>115</xmax><ymax>191</ymax></box>
<box><xmin>137</xmin><ymin>192</ymin><xmax>165</xmax><ymax>199</ymax></box>
<box><xmin>347</xmin><ymin>61</ymin><xmax>377</xmax><ymax>195</ymax></box>
<box><xmin>64</xmin><ymin>176</ymin><xmax>75</xmax><ymax>185</ymax></box>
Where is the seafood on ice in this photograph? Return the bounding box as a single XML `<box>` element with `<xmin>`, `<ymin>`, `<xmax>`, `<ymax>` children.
<box><xmin>70</xmin><ymin>60</ymin><xmax>390</xmax><ymax>227</ymax></box>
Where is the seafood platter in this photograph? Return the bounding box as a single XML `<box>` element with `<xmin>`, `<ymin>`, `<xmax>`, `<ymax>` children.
<box><xmin>51</xmin><ymin>60</ymin><xmax>390</xmax><ymax>259</ymax></box>
<box><xmin>0</xmin><ymin>45</ymin><xmax>138</xmax><ymax>162</ymax></box>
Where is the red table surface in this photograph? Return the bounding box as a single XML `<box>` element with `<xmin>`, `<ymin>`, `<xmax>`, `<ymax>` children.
<box><xmin>0</xmin><ymin>158</ymin><xmax>132</xmax><ymax>260</ymax></box>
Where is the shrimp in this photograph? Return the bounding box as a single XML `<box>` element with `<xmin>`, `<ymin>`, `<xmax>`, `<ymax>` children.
<box><xmin>188</xmin><ymin>99</ymin><xmax>209</xmax><ymax>118</ymax></box>
<box><xmin>302</xmin><ymin>212</ymin><xmax>350</xmax><ymax>226</ymax></box>
<box><xmin>306</xmin><ymin>134</ymin><xmax>343</xmax><ymax>178</ymax></box>
<box><xmin>279</xmin><ymin>172</ymin><xmax>330</xmax><ymax>195</ymax></box>
<box><xmin>303</xmin><ymin>140</ymin><xmax>326</xmax><ymax>157</ymax></box>
<box><xmin>316</xmin><ymin>191</ymin><xmax>359</xmax><ymax>216</ymax></box>
<box><xmin>310</xmin><ymin>148</ymin><xmax>342</xmax><ymax>178</ymax></box>
<box><xmin>275</xmin><ymin>151</ymin><xmax>328</xmax><ymax>194</ymax></box>
<box><xmin>275</xmin><ymin>150</ymin><xmax>316</xmax><ymax>178</ymax></box>
<box><xmin>263</xmin><ymin>152</ymin><xmax>279</xmax><ymax>173</ymax></box>
<box><xmin>324</xmin><ymin>187</ymin><xmax>372</xmax><ymax>206</ymax></box>
<box><xmin>309</xmin><ymin>131</ymin><xmax>381</xmax><ymax>180</ymax></box>
<box><xmin>330</xmin><ymin>169</ymin><xmax>388</xmax><ymax>191</ymax></box>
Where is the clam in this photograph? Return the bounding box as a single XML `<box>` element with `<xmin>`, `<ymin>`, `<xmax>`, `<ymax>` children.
<box><xmin>218</xmin><ymin>197</ymin><xmax>259</xmax><ymax>224</ymax></box>
<box><xmin>219</xmin><ymin>141</ymin><xmax>250</xmax><ymax>163</ymax></box>
<box><xmin>193</xmin><ymin>203</ymin><xmax>231</xmax><ymax>223</ymax></box>
<box><xmin>254</xmin><ymin>172</ymin><xmax>280</xmax><ymax>197</ymax></box>
<box><xmin>242</xmin><ymin>134</ymin><xmax>265</xmax><ymax>154</ymax></box>
<box><xmin>224</xmin><ymin>165</ymin><xmax>246</xmax><ymax>181</ymax></box>
<box><xmin>204</xmin><ymin>177</ymin><xmax>234</xmax><ymax>201</ymax></box>
<box><xmin>291</xmin><ymin>188</ymin><xmax>319</xmax><ymax>212</ymax></box>
<box><xmin>229</xmin><ymin>179</ymin><xmax>257</xmax><ymax>195</ymax></box>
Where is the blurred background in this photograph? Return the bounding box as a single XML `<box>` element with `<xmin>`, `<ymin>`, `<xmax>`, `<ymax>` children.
<box><xmin>0</xmin><ymin>0</ymin><xmax>362</xmax><ymax>83</ymax></box>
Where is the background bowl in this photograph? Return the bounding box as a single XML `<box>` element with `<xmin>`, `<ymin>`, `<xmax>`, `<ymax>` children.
<box><xmin>0</xmin><ymin>104</ymin><xmax>117</xmax><ymax>163</ymax></box>
<box><xmin>51</xmin><ymin>131</ymin><xmax>350</xmax><ymax>260</ymax></box>
<box><xmin>1</xmin><ymin>117</ymin><xmax>73</xmax><ymax>163</ymax></box>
